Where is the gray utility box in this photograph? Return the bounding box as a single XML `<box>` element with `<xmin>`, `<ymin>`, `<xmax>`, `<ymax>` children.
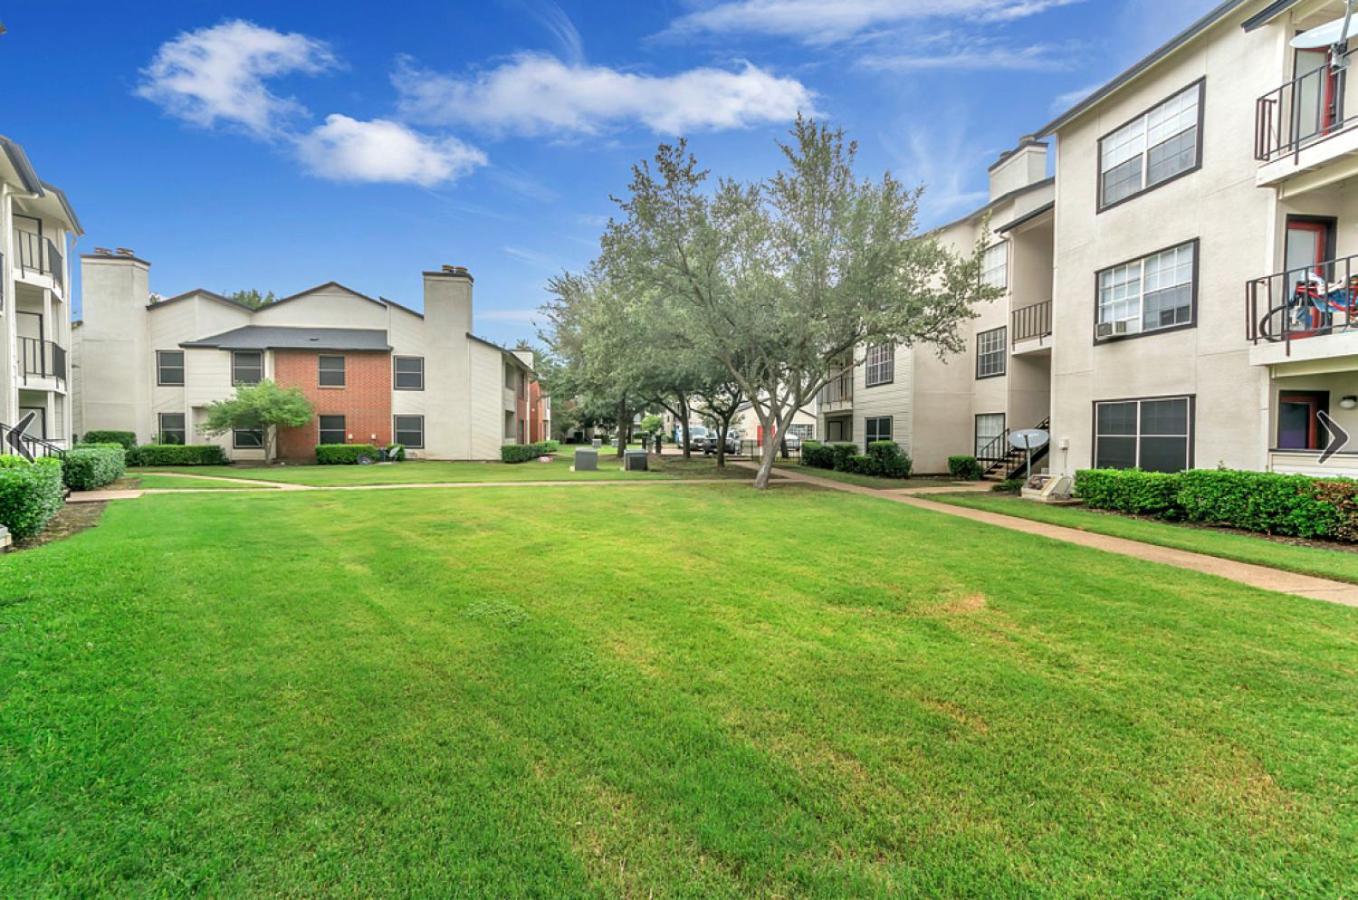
<box><xmin>624</xmin><ymin>450</ymin><xmax>649</xmax><ymax>472</ymax></box>
<box><xmin>591</xmin><ymin>437</ymin><xmax>602</xmax><ymax>449</ymax></box>
<box><xmin>574</xmin><ymin>449</ymin><xmax>599</xmax><ymax>472</ymax></box>
<box><xmin>0</xmin><ymin>525</ymin><xmax>10</xmax><ymax>552</ymax></box>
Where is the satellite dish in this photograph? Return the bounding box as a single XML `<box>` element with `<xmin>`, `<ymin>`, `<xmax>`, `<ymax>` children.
<box><xmin>1009</xmin><ymin>429</ymin><xmax>1049</xmax><ymax>451</ymax></box>
<box><xmin>1292</xmin><ymin>3</ymin><xmax>1356</xmax><ymax>50</ymax></box>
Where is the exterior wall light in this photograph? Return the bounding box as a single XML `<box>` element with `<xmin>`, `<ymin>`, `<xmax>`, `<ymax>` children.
<box><xmin>1341</xmin><ymin>396</ymin><xmax>1358</xmax><ymax>410</ymax></box>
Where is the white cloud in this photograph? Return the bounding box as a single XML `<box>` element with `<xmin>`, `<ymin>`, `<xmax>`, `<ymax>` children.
<box><xmin>862</xmin><ymin>42</ymin><xmax>1071</xmax><ymax>72</ymax></box>
<box><xmin>479</xmin><ymin>307</ymin><xmax>544</xmax><ymax>323</ymax></box>
<box><xmin>295</xmin><ymin>115</ymin><xmax>486</xmax><ymax>186</ymax></box>
<box><xmin>513</xmin><ymin>0</ymin><xmax>585</xmax><ymax>64</ymax></box>
<box><xmin>1049</xmin><ymin>82</ymin><xmax>1100</xmax><ymax>113</ymax></box>
<box><xmin>667</xmin><ymin>0</ymin><xmax>1084</xmax><ymax>45</ymax></box>
<box><xmin>137</xmin><ymin>19</ymin><xmax>336</xmax><ymax>135</ymax></box>
<box><xmin>395</xmin><ymin>54</ymin><xmax>815</xmax><ymax>136</ymax></box>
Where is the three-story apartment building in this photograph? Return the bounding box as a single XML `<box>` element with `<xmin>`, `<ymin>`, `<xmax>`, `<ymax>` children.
<box><xmin>73</xmin><ymin>254</ymin><xmax>545</xmax><ymax>460</ymax></box>
<box><xmin>0</xmin><ymin>136</ymin><xmax>80</xmax><ymax>453</ymax></box>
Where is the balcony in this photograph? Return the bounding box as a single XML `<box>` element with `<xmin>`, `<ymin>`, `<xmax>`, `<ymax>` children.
<box><xmin>1011</xmin><ymin>300</ymin><xmax>1052</xmax><ymax>354</ymax></box>
<box><xmin>12</xmin><ymin>229</ymin><xmax>64</xmax><ymax>294</ymax></box>
<box><xmin>1245</xmin><ymin>252</ymin><xmax>1358</xmax><ymax>367</ymax></box>
<box><xmin>1255</xmin><ymin>54</ymin><xmax>1358</xmax><ymax>192</ymax></box>
<box><xmin>818</xmin><ymin>368</ymin><xmax>853</xmax><ymax>412</ymax></box>
<box><xmin>18</xmin><ymin>337</ymin><xmax>67</xmax><ymax>390</ymax></box>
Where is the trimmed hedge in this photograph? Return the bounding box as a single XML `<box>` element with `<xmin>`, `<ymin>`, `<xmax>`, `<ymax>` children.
<box><xmin>501</xmin><ymin>441</ymin><xmax>557</xmax><ymax>463</ymax></box>
<box><xmin>80</xmin><ymin>430</ymin><xmax>136</xmax><ymax>449</ymax></box>
<box><xmin>0</xmin><ymin>457</ymin><xmax>64</xmax><ymax>540</ymax></box>
<box><xmin>803</xmin><ymin>440</ymin><xmax>911</xmax><ymax>479</ymax></box>
<box><xmin>948</xmin><ymin>455</ymin><xmax>983</xmax><ymax>480</ymax></box>
<box><xmin>1074</xmin><ymin>469</ymin><xmax>1183</xmax><ymax>518</ymax></box>
<box><xmin>316</xmin><ymin>444</ymin><xmax>380</xmax><ymax>465</ymax></box>
<box><xmin>127</xmin><ymin>444</ymin><xmax>229</xmax><ymax>467</ymax></box>
<box><xmin>62</xmin><ymin>446</ymin><xmax>126</xmax><ymax>491</ymax></box>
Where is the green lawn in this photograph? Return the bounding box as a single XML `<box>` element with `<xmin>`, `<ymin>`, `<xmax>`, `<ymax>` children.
<box><xmin>933</xmin><ymin>491</ymin><xmax>1358</xmax><ymax>585</ymax></box>
<box><xmin>772</xmin><ymin>460</ymin><xmax>970</xmax><ymax>490</ymax></box>
<box><xmin>3</xmin><ymin>485</ymin><xmax>1358</xmax><ymax>895</ymax></box>
<box><xmin>139</xmin><ymin>453</ymin><xmax>750</xmax><ymax>486</ymax></box>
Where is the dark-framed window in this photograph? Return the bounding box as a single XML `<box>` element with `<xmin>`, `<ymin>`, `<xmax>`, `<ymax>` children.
<box><xmin>865</xmin><ymin>416</ymin><xmax>892</xmax><ymax>447</ymax></box>
<box><xmin>394</xmin><ymin>355</ymin><xmax>424</xmax><ymax>391</ymax></box>
<box><xmin>1094</xmin><ymin>396</ymin><xmax>1193</xmax><ymax>472</ymax></box>
<box><xmin>976</xmin><ymin>327</ymin><xmax>1007</xmax><ymax>379</ymax></box>
<box><xmin>233</xmin><ymin>428</ymin><xmax>264</xmax><ymax>449</ymax></box>
<box><xmin>319</xmin><ymin>355</ymin><xmax>345</xmax><ymax>387</ymax></box>
<box><xmin>318</xmin><ymin>415</ymin><xmax>346</xmax><ymax>445</ymax></box>
<box><xmin>394</xmin><ymin>415</ymin><xmax>425</xmax><ymax>449</ymax></box>
<box><xmin>1096</xmin><ymin>239</ymin><xmax>1197</xmax><ymax>341</ymax></box>
<box><xmin>156</xmin><ymin>350</ymin><xmax>185</xmax><ymax>386</ymax></box>
<box><xmin>864</xmin><ymin>343</ymin><xmax>894</xmax><ymax>387</ymax></box>
<box><xmin>1277</xmin><ymin>391</ymin><xmax>1330</xmax><ymax>451</ymax></box>
<box><xmin>976</xmin><ymin>413</ymin><xmax>1006</xmax><ymax>459</ymax></box>
<box><xmin>158</xmin><ymin>412</ymin><xmax>186</xmax><ymax>445</ymax></box>
<box><xmin>232</xmin><ymin>350</ymin><xmax>263</xmax><ymax>385</ymax></box>
<box><xmin>1098</xmin><ymin>79</ymin><xmax>1203</xmax><ymax>210</ymax></box>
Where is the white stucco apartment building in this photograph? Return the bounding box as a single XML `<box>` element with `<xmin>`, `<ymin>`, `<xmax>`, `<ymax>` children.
<box><xmin>0</xmin><ymin>136</ymin><xmax>80</xmax><ymax>454</ymax></box>
<box><xmin>73</xmin><ymin>254</ymin><xmax>543</xmax><ymax>461</ymax></box>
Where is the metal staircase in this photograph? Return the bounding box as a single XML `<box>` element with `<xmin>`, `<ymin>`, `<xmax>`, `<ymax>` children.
<box><xmin>1</xmin><ymin>420</ymin><xmax>66</xmax><ymax>461</ymax></box>
<box><xmin>977</xmin><ymin>416</ymin><xmax>1050</xmax><ymax>481</ymax></box>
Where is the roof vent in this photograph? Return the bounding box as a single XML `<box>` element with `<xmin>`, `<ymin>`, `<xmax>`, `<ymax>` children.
<box><xmin>93</xmin><ymin>247</ymin><xmax>113</xmax><ymax>256</ymax></box>
<box><xmin>115</xmin><ymin>247</ymin><xmax>136</xmax><ymax>257</ymax></box>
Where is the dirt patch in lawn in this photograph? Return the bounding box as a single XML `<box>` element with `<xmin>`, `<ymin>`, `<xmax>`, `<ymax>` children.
<box><xmin>13</xmin><ymin>501</ymin><xmax>108</xmax><ymax>550</ymax></box>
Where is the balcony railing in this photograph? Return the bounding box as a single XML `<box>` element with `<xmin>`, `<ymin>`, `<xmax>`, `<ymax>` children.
<box><xmin>1255</xmin><ymin>56</ymin><xmax>1351</xmax><ymax>163</ymax></box>
<box><xmin>1011</xmin><ymin>300</ymin><xmax>1052</xmax><ymax>346</ymax></box>
<box><xmin>1246</xmin><ymin>252</ymin><xmax>1358</xmax><ymax>354</ymax></box>
<box><xmin>818</xmin><ymin>368</ymin><xmax>853</xmax><ymax>406</ymax></box>
<box><xmin>12</xmin><ymin>229</ymin><xmax>63</xmax><ymax>291</ymax></box>
<box><xmin>18</xmin><ymin>337</ymin><xmax>66</xmax><ymax>386</ymax></box>
<box><xmin>0</xmin><ymin>423</ymin><xmax>65</xmax><ymax>461</ymax></box>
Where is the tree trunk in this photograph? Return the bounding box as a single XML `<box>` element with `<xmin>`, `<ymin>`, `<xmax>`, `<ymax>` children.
<box><xmin>714</xmin><ymin>409</ymin><xmax>735</xmax><ymax>469</ymax></box>
<box><xmin>616</xmin><ymin>398</ymin><xmax>627</xmax><ymax>458</ymax></box>
<box><xmin>780</xmin><ymin>436</ymin><xmax>789</xmax><ymax>460</ymax></box>
<box><xmin>753</xmin><ymin>406</ymin><xmax>798</xmax><ymax>489</ymax></box>
<box><xmin>679</xmin><ymin>394</ymin><xmax>692</xmax><ymax>460</ymax></box>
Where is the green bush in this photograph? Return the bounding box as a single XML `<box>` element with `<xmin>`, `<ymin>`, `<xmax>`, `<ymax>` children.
<box><xmin>1074</xmin><ymin>469</ymin><xmax>1183</xmax><ymax>518</ymax></box>
<box><xmin>801</xmin><ymin>440</ymin><xmax>830</xmax><ymax>468</ymax></box>
<box><xmin>385</xmin><ymin>443</ymin><xmax>406</xmax><ymax>462</ymax></box>
<box><xmin>1177</xmin><ymin>469</ymin><xmax>1342</xmax><ymax>539</ymax></box>
<box><xmin>80</xmin><ymin>430</ymin><xmax>136</xmax><ymax>449</ymax></box>
<box><xmin>948</xmin><ymin>455</ymin><xmax>983</xmax><ymax>480</ymax></box>
<box><xmin>829</xmin><ymin>443</ymin><xmax>858</xmax><ymax>472</ymax></box>
<box><xmin>866</xmin><ymin>441</ymin><xmax>912</xmax><ymax>479</ymax></box>
<box><xmin>501</xmin><ymin>441</ymin><xmax>557</xmax><ymax>463</ymax></box>
<box><xmin>993</xmin><ymin>477</ymin><xmax>1025</xmax><ymax>494</ymax></box>
<box><xmin>61</xmin><ymin>446</ymin><xmax>126</xmax><ymax>491</ymax></box>
<box><xmin>0</xmin><ymin>457</ymin><xmax>64</xmax><ymax>539</ymax></box>
<box><xmin>316</xmin><ymin>444</ymin><xmax>380</xmax><ymax>465</ymax></box>
<box><xmin>126</xmin><ymin>444</ymin><xmax>229</xmax><ymax>467</ymax></box>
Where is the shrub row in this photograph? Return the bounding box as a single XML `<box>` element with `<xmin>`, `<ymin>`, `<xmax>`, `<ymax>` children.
<box><xmin>80</xmin><ymin>430</ymin><xmax>137</xmax><ymax>449</ymax></box>
<box><xmin>501</xmin><ymin>441</ymin><xmax>559</xmax><ymax>463</ymax></box>
<box><xmin>0</xmin><ymin>457</ymin><xmax>64</xmax><ymax>540</ymax></box>
<box><xmin>802</xmin><ymin>440</ymin><xmax>911</xmax><ymax>479</ymax></box>
<box><xmin>1074</xmin><ymin>468</ymin><xmax>1358</xmax><ymax>540</ymax></box>
<box><xmin>316</xmin><ymin>444</ymin><xmax>380</xmax><ymax>465</ymax></box>
<box><xmin>948</xmin><ymin>455</ymin><xmax>983</xmax><ymax>480</ymax></box>
<box><xmin>63</xmin><ymin>445</ymin><xmax>126</xmax><ymax>491</ymax></box>
<box><xmin>127</xmin><ymin>444</ymin><xmax>229</xmax><ymax>467</ymax></box>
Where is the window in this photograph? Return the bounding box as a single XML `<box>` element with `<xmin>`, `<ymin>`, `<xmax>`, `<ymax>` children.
<box><xmin>864</xmin><ymin>343</ymin><xmax>894</xmax><ymax>387</ymax></box>
<box><xmin>233</xmin><ymin>428</ymin><xmax>264</xmax><ymax>449</ymax></box>
<box><xmin>981</xmin><ymin>242</ymin><xmax>1008</xmax><ymax>290</ymax></box>
<box><xmin>1097</xmin><ymin>241</ymin><xmax>1196</xmax><ymax>338</ymax></box>
<box><xmin>156</xmin><ymin>350</ymin><xmax>184</xmax><ymax>386</ymax></box>
<box><xmin>789</xmin><ymin>423</ymin><xmax>814</xmax><ymax>440</ymax></box>
<box><xmin>394</xmin><ymin>356</ymin><xmax>424</xmax><ymax>390</ymax></box>
<box><xmin>1099</xmin><ymin>81</ymin><xmax>1202</xmax><ymax>209</ymax></box>
<box><xmin>976</xmin><ymin>413</ymin><xmax>1006</xmax><ymax>459</ymax></box>
<box><xmin>1277</xmin><ymin>391</ymin><xmax>1330</xmax><ymax>451</ymax></box>
<box><xmin>976</xmin><ymin>327</ymin><xmax>1007</xmax><ymax>378</ymax></box>
<box><xmin>1094</xmin><ymin>396</ymin><xmax>1192</xmax><ymax>472</ymax></box>
<box><xmin>865</xmin><ymin>416</ymin><xmax>892</xmax><ymax>446</ymax></box>
<box><xmin>394</xmin><ymin>415</ymin><xmax>425</xmax><ymax>448</ymax></box>
<box><xmin>319</xmin><ymin>355</ymin><xmax>345</xmax><ymax>387</ymax></box>
<box><xmin>158</xmin><ymin>413</ymin><xmax>186</xmax><ymax>445</ymax></box>
<box><xmin>318</xmin><ymin>415</ymin><xmax>346</xmax><ymax>445</ymax></box>
<box><xmin>232</xmin><ymin>350</ymin><xmax>263</xmax><ymax>385</ymax></box>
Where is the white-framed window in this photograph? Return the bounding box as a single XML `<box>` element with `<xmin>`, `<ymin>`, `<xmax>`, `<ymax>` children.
<box><xmin>982</xmin><ymin>242</ymin><xmax>1008</xmax><ymax>290</ymax></box>
<box><xmin>318</xmin><ymin>415</ymin><xmax>346</xmax><ymax>445</ymax></box>
<box><xmin>394</xmin><ymin>356</ymin><xmax>424</xmax><ymax>391</ymax></box>
<box><xmin>1099</xmin><ymin>81</ymin><xmax>1202</xmax><ymax>208</ymax></box>
<box><xmin>864</xmin><ymin>343</ymin><xmax>894</xmax><ymax>387</ymax></box>
<box><xmin>394</xmin><ymin>415</ymin><xmax>425</xmax><ymax>448</ymax></box>
<box><xmin>975</xmin><ymin>413</ymin><xmax>1006</xmax><ymax>460</ymax></box>
<box><xmin>865</xmin><ymin>416</ymin><xmax>892</xmax><ymax>446</ymax></box>
<box><xmin>1094</xmin><ymin>396</ymin><xmax>1192</xmax><ymax>472</ymax></box>
<box><xmin>789</xmin><ymin>423</ymin><xmax>814</xmax><ymax>440</ymax></box>
<box><xmin>976</xmin><ymin>327</ymin><xmax>1007</xmax><ymax>378</ymax></box>
<box><xmin>157</xmin><ymin>412</ymin><xmax>186</xmax><ymax>445</ymax></box>
<box><xmin>156</xmin><ymin>350</ymin><xmax>184</xmax><ymax>386</ymax></box>
<box><xmin>1097</xmin><ymin>240</ymin><xmax>1196</xmax><ymax>338</ymax></box>
<box><xmin>319</xmin><ymin>355</ymin><xmax>345</xmax><ymax>387</ymax></box>
<box><xmin>232</xmin><ymin>350</ymin><xmax>263</xmax><ymax>385</ymax></box>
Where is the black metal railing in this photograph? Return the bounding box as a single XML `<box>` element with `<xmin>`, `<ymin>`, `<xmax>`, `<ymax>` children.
<box><xmin>1011</xmin><ymin>300</ymin><xmax>1052</xmax><ymax>346</ymax></box>
<box><xmin>977</xmin><ymin>416</ymin><xmax>1051</xmax><ymax>479</ymax></box>
<box><xmin>1246</xmin><ymin>253</ymin><xmax>1358</xmax><ymax>355</ymax></box>
<box><xmin>819</xmin><ymin>368</ymin><xmax>853</xmax><ymax>406</ymax></box>
<box><xmin>18</xmin><ymin>337</ymin><xmax>66</xmax><ymax>385</ymax></box>
<box><xmin>11</xmin><ymin>230</ymin><xmax>63</xmax><ymax>290</ymax></box>
<box><xmin>1256</xmin><ymin>56</ymin><xmax>1351</xmax><ymax>163</ymax></box>
<box><xmin>976</xmin><ymin>428</ymin><xmax>1011</xmax><ymax>464</ymax></box>
<box><xmin>0</xmin><ymin>423</ymin><xmax>65</xmax><ymax>460</ymax></box>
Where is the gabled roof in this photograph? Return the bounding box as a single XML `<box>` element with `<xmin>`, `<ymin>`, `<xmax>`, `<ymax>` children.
<box><xmin>468</xmin><ymin>332</ymin><xmax>534</xmax><ymax>370</ymax></box>
<box><xmin>995</xmin><ymin>201</ymin><xmax>1055</xmax><ymax>235</ymax></box>
<box><xmin>271</xmin><ymin>280</ymin><xmax>387</xmax><ymax>309</ymax></box>
<box><xmin>0</xmin><ymin>135</ymin><xmax>82</xmax><ymax>234</ymax></box>
<box><xmin>148</xmin><ymin>289</ymin><xmax>256</xmax><ymax>313</ymax></box>
<box><xmin>380</xmin><ymin>295</ymin><xmax>424</xmax><ymax>318</ymax></box>
<box><xmin>931</xmin><ymin>177</ymin><xmax>1055</xmax><ymax>235</ymax></box>
<box><xmin>181</xmin><ymin>326</ymin><xmax>391</xmax><ymax>352</ymax></box>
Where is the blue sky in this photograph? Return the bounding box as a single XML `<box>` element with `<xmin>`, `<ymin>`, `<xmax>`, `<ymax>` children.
<box><xmin>7</xmin><ymin>0</ymin><xmax>1217</xmax><ymax>345</ymax></box>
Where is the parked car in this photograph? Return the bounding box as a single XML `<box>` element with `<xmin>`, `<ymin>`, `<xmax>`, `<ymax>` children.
<box><xmin>680</xmin><ymin>425</ymin><xmax>709</xmax><ymax>450</ymax></box>
<box><xmin>701</xmin><ymin>430</ymin><xmax>742</xmax><ymax>455</ymax></box>
<box><xmin>781</xmin><ymin>432</ymin><xmax>803</xmax><ymax>452</ymax></box>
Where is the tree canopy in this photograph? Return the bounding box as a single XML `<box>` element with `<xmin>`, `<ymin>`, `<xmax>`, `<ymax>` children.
<box><xmin>200</xmin><ymin>379</ymin><xmax>313</xmax><ymax>462</ymax></box>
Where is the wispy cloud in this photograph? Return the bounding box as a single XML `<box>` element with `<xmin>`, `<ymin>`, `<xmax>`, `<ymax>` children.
<box><xmin>394</xmin><ymin>54</ymin><xmax>815</xmax><ymax>137</ymax></box>
<box><xmin>1048</xmin><ymin>81</ymin><xmax>1100</xmax><ymax>114</ymax></box>
<box><xmin>509</xmin><ymin>0</ymin><xmax>585</xmax><ymax>64</ymax></box>
<box><xmin>479</xmin><ymin>307</ymin><xmax>544</xmax><ymax>323</ymax></box>
<box><xmin>862</xmin><ymin>41</ymin><xmax>1073</xmax><ymax>72</ymax></box>
<box><xmin>882</xmin><ymin>118</ymin><xmax>996</xmax><ymax>225</ymax></box>
<box><xmin>502</xmin><ymin>245</ymin><xmax>564</xmax><ymax>267</ymax></box>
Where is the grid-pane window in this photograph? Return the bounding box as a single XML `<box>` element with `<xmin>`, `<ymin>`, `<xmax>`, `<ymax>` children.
<box><xmin>394</xmin><ymin>415</ymin><xmax>424</xmax><ymax>448</ymax></box>
<box><xmin>1097</xmin><ymin>241</ymin><xmax>1195</xmax><ymax>337</ymax></box>
<box><xmin>394</xmin><ymin>356</ymin><xmax>424</xmax><ymax>390</ymax></box>
<box><xmin>319</xmin><ymin>355</ymin><xmax>345</xmax><ymax>387</ymax></box>
<box><xmin>318</xmin><ymin>415</ymin><xmax>346</xmax><ymax>445</ymax></box>
<box><xmin>232</xmin><ymin>350</ymin><xmax>263</xmax><ymax>385</ymax></box>
<box><xmin>156</xmin><ymin>350</ymin><xmax>184</xmax><ymax>386</ymax></box>
<box><xmin>158</xmin><ymin>413</ymin><xmax>186</xmax><ymax>445</ymax></box>
<box><xmin>865</xmin><ymin>416</ymin><xmax>892</xmax><ymax>446</ymax></box>
<box><xmin>1099</xmin><ymin>82</ymin><xmax>1200</xmax><ymax>208</ymax></box>
<box><xmin>233</xmin><ymin>428</ymin><xmax>264</xmax><ymax>449</ymax></box>
<box><xmin>975</xmin><ymin>413</ymin><xmax>1006</xmax><ymax>459</ymax></box>
<box><xmin>1094</xmin><ymin>397</ymin><xmax>1191</xmax><ymax>472</ymax></box>
<box><xmin>864</xmin><ymin>343</ymin><xmax>894</xmax><ymax>387</ymax></box>
<box><xmin>976</xmin><ymin>327</ymin><xmax>1007</xmax><ymax>378</ymax></box>
<box><xmin>982</xmin><ymin>242</ymin><xmax>1008</xmax><ymax>290</ymax></box>
<box><xmin>789</xmin><ymin>424</ymin><xmax>814</xmax><ymax>440</ymax></box>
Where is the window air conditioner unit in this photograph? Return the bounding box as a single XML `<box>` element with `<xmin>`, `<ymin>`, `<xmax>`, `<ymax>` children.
<box><xmin>1097</xmin><ymin>320</ymin><xmax>1134</xmax><ymax>338</ymax></box>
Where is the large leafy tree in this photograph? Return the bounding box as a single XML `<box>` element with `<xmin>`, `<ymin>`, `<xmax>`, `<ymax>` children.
<box><xmin>200</xmin><ymin>379</ymin><xmax>313</xmax><ymax>463</ymax></box>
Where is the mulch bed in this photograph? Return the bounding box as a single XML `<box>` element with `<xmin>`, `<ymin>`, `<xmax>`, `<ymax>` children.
<box><xmin>13</xmin><ymin>501</ymin><xmax>108</xmax><ymax>551</ymax></box>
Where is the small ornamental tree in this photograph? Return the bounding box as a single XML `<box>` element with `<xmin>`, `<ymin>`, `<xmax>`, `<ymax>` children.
<box><xmin>200</xmin><ymin>379</ymin><xmax>313</xmax><ymax>462</ymax></box>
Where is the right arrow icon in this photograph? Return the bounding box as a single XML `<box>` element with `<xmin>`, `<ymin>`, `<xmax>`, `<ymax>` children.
<box><xmin>1318</xmin><ymin>410</ymin><xmax>1350</xmax><ymax>464</ymax></box>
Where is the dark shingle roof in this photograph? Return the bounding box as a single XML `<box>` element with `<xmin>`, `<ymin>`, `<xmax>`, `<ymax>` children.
<box><xmin>181</xmin><ymin>326</ymin><xmax>390</xmax><ymax>352</ymax></box>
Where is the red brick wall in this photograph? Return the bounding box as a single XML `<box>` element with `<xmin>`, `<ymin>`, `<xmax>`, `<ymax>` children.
<box><xmin>273</xmin><ymin>350</ymin><xmax>392</xmax><ymax>459</ymax></box>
